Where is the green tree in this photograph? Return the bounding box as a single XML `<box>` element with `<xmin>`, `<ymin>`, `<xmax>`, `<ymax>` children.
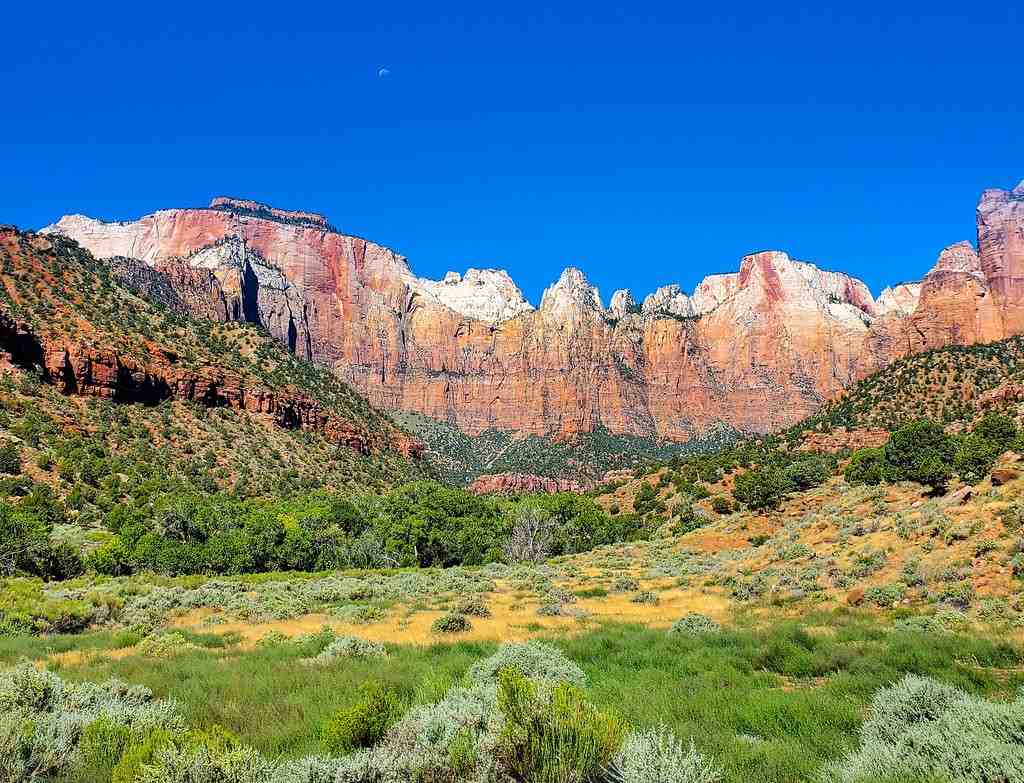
<box><xmin>733</xmin><ymin>467</ymin><xmax>794</xmax><ymax>511</ymax></box>
<box><xmin>883</xmin><ymin>419</ymin><xmax>955</xmax><ymax>492</ymax></box>
<box><xmin>845</xmin><ymin>447</ymin><xmax>885</xmax><ymax>486</ymax></box>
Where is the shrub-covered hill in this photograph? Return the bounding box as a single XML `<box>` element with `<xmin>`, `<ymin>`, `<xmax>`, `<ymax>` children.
<box><xmin>794</xmin><ymin>336</ymin><xmax>1024</xmax><ymax>436</ymax></box>
<box><xmin>0</xmin><ymin>228</ymin><xmax>432</xmax><ymax>555</ymax></box>
<box><xmin>394</xmin><ymin>409</ymin><xmax>741</xmax><ymax>486</ymax></box>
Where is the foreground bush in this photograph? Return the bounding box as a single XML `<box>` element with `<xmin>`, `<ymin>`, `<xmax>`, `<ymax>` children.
<box><xmin>824</xmin><ymin>674</ymin><xmax>1024</xmax><ymax>782</ymax></box>
<box><xmin>321</xmin><ymin>681</ymin><xmax>403</xmax><ymax>754</ymax></box>
<box><xmin>0</xmin><ymin>662</ymin><xmax>182</xmax><ymax>783</ymax></box>
<box><xmin>615</xmin><ymin>725</ymin><xmax>722</xmax><ymax>783</ymax></box>
<box><xmin>496</xmin><ymin>669</ymin><xmax>625</xmax><ymax>783</ymax></box>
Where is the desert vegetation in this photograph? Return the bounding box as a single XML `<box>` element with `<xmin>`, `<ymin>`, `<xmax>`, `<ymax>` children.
<box><xmin>4</xmin><ymin>230</ymin><xmax>1024</xmax><ymax>782</ymax></box>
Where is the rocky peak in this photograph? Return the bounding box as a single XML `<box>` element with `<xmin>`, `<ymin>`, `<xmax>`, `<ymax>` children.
<box><xmin>732</xmin><ymin>251</ymin><xmax>876</xmax><ymax>315</ymax></box>
<box><xmin>208</xmin><ymin>197</ymin><xmax>334</xmax><ymax>231</ymax></box>
<box><xmin>931</xmin><ymin>241</ymin><xmax>983</xmax><ymax>279</ymax></box>
<box><xmin>642</xmin><ymin>284</ymin><xmax>694</xmax><ymax>318</ymax></box>
<box><xmin>539</xmin><ymin>267</ymin><xmax>603</xmax><ymax>314</ymax></box>
<box><xmin>608</xmin><ymin>289</ymin><xmax>639</xmax><ymax>319</ymax></box>
<box><xmin>408</xmin><ymin>267</ymin><xmax>534</xmax><ymax>324</ymax></box>
<box><xmin>1013</xmin><ymin>179</ymin><xmax>1024</xmax><ymax>197</ymax></box>
<box><xmin>876</xmin><ymin>282</ymin><xmax>922</xmax><ymax>316</ymax></box>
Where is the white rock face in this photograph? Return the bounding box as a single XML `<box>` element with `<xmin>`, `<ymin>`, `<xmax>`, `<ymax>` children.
<box><xmin>876</xmin><ymin>282</ymin><xmax>923</xmax><ymax>316</ymax></box>
<box><xmin>187</xmin><ymin>237</ymin><xmax>295</xmax><ymax>293</ymax></box>
<box><xmin>690</xmin><ymin>272</ymin><xmax>740</xmax><ymax>314</ymax></box>
<box><xmin>539</xmin><ymin>267</ymin><xmax>604</xmax><ymax>316</ymax></box>
<box><xmin>642</xmin><ymin>284</ymin><xmax>694</xmax><ymax>318</ymax></box>
<box><xmin>42</xmin><ymin>213</ymin><xmax>168</xmax><ymax>262</ymax></box>
<box><xmin>406</xmin><ymin>268</ymin><xmax>534</xmax><ymax>324</ymax></box>
<box><xmin>608</xmin><ymin>289</ymin><xmax>638</xmax><ymax>318</ymax></box>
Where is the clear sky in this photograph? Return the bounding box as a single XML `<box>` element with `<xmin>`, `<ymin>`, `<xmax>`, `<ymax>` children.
<box><xmin>2</xmin><ymin>2</ymin><xmax>1021</xmax><ymax>305</ymax></box>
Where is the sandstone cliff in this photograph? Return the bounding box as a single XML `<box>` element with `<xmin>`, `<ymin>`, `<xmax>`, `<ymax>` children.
<box><xmin>42</xmin><ymin>181</ymin><xmax>1024</xmax><ymax>442</ymax></box>
<box><xmin>0</xmin><ymin>228</ymin><xmax>423</xmax><ymax>460</ymax></box>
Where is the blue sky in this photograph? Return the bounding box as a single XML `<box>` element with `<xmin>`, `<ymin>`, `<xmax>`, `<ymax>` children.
<box><xmin>2</xmin><ymin>2</ymin><xmax>1021</xmax><ymax>305</ymax></box>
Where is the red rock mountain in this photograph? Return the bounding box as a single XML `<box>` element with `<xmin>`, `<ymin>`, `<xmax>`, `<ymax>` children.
<box><xmin>43</xmin><ymin>179</ymin><xmax>1024</xmax><ymax>442</ymax></box>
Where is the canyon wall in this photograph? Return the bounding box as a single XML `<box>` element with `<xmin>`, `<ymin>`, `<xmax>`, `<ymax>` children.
<box><xmin>43</xmin><ymin>180</ymin><xmax>1024</xmax><ymax>441</ymax></box>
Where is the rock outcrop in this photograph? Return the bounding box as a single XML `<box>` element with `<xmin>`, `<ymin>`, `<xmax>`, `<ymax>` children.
<box><xmin>42</xmin><ymin>181</ymin><xmax>1024</xmax><ymax>442</ymax></box>
<box><xmin>467</xmin><ymin>472</ymin><xmax>593</xmax><ymax>495</ymax></box>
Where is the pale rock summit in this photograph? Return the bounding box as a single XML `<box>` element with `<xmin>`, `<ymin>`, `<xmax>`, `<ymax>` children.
<box><xmin>642</xmin><ymin>284</ymin><xmax>694</xmax><ymax>318</ymax></box>
<box><xmin>695</xmin><ymin>251</ymin><xmax>875</xmax><ymax>322</ymax></box>
<box><xmin>608</xmin><ymin>289</ymin><xmax>639</xmax><ymax>319</ymax></box>
<box><xmin>407</xmin><ymin>268</ymin><xmax>534</xmax><ymax>324</ymax></box>
<box><xmin>540</xmin><ymin>267</ymin><xmax>603</xmax><ymax>315</ymax></box>
<box><xmin>43</xmin><ymin>213</ymin><xmax>164</xmax><ymax>262</ymax></box>
<box><xmin>931</xmin><ymin>241</ymin><xmax>984</xmax><ymax>278</ymax></box>
<box><xmin>876</xmin><ymin>282</ymin><xmax>922</xmax><ymax>316</ymax></box>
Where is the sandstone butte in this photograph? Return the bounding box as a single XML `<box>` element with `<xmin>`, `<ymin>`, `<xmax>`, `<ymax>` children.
<box><xmin>42</xmin><ymin>179</ymin><xmax>1024</xmax><ymax>443</ymax></box>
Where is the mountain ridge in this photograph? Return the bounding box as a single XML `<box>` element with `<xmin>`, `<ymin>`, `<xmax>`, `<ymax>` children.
<box><xmin>40</xmin><ymin>180</ymin><xmax>1024</xmax><ymax>444</ymax></box>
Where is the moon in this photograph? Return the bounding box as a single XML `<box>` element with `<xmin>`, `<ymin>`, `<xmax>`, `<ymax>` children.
<box><xmin>377</xmin><ymin>67</ymin><xmax>391</xmax><ymax>78</ymax></box>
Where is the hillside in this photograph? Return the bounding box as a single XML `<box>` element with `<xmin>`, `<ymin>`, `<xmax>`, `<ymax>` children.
<box><xmin>793</xmin><ymin>336</ymin><xmax>1024</xmax><ymax>437</ymax></box>
<box><xmin>0</xmin><ymin>228</ymin><xmax>430</xmax><ymax>529</ymax></box>
<box><xmin>393</xmin><ymin>410</ymin><xmax>740</xmax><ymax>485</ymax></box>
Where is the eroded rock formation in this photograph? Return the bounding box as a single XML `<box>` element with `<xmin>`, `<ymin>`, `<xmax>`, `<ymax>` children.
<box><xmin>42</xmin><ymin>181</ymin><xmax>1024</xmax><ymax>442</ymax></box>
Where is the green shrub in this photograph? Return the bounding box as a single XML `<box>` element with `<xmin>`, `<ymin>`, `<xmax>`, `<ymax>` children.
<box><xmin>456</xmin><ymin>597</ymin><xmax>492</xmax><ymax>617</ymax></box>
<box><xmin>611</xmin><ymin>576</ymin><xmax>640</xmax><ymax>593</ymax></box>
<box><xmin>135</xmin><ymin>632</ymin><xmax>197</xmax><ymax>658</ymax></box>
<box><xmin>112</xmin><ymin>728</ymin><xmax>174</xmax><ymax>783</ymax></box>
<box><xmin>733</xmin><ymin>467</ymin><xmax>793</xmax><ymax>511</ymax></box>
<box><xmin>312</xmin><ymin>635</ymin><xmax>387</xmax><ymax>663</ymax></box>
<box><xmin>669</xmin><ymin>613</ymin><xmax>721</xmax><ymax>635</ymax></box>
<box><xmin>973</xmin><ymin>411</ymin><xmax>1019</xmax><ymax>450</ymax></box>
<box><xmin>783</xmin><ymin>456</ymin><xmax>832</xmax><ymax>490</ymax></box>
<box><xmin>321</xmin><ymin>681</ymin><xmax>403</xmax><ymax>754</ymax></box>
<box><xmin>468</xmin><ymin>641</ymin><xmax>586</xmax><ymax>686</ymax></box>
<box><xmin>615</xmin><ymin>725</ymin><xmax>722</xmax><ymax>783</ymax></box>
<box><xmin>496</xmin><ymin>669</ymin><xmax>625</xmax><ymax>783</ymax></box>
<box><xmin>863</xmin><ymin>583</ymin><xmax>905</xmax><ymax>607</ymax></box>
<box><xmin>823</xmin><ymin>674</ymin><xmax>1024</xmax><ymax>782</ymax></box>
<box><xmin>631</xmin><ymin>590</ymin><xmax>660</xmax><ymax>605</ymax></box>
<box><xmin>0</xmin><ymin>443</ymin><xmax>21</xmax><ymax>475</ymax></box>
<box><xmin>78</xmin><ymin>715</ymin><xmax>133</xmax><ymax>780</ymax></box>
<box><xmin>845</xmin><ymin>448</ymin><xmax>885</xmax><ymax>486</ymax></box>
<box><xmin>431</xmin><ymin>612</ymin><xmax>472</xmax><ymax>634</ymax></box>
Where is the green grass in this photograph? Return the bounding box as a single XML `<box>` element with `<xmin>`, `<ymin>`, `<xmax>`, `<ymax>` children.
<box><xmin>8</xmin><ymin>610</ymin><xmax>1023</xmax><ymax>782</ymax></box>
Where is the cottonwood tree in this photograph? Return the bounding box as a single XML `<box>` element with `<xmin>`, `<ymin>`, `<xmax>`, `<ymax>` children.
<box><xmin>504</xmin><ymin>506</ymin><xmax>556</xmax><ymax>563</ymax></box>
